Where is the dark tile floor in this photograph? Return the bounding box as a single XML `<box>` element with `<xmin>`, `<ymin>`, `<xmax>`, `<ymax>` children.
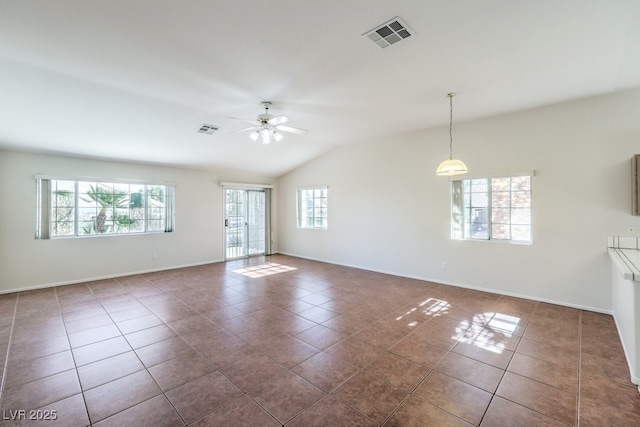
<box><xmin>0</xmin><ymin>255</ymin><xmax>639</xmax><ymax>426</ymax></box>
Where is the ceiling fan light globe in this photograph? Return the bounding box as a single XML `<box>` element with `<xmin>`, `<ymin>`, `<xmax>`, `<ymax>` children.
<box><xmin>436</xmin><ymin>157</ymin><xmax>468</xmax><ymax>176</ymax></box>
<box><xmin>261</xmin><ymin>128</ymin><xmax>270</xmax><ymax>144</ymax></box>
<box><xmin>273</xmin><ymin>131</ymin><xmax>283</xmax><ymax>142</ymax></box>
<box><xmin>249</xmin><ymin>131</ymin><xmax>259</xmax><ymax>141</ymax></box>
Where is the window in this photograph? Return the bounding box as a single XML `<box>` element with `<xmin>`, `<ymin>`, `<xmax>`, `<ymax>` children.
<box><xmin>451</xmin><ymin>173</ymin><xmax>532</xmax><ymax>243</ymax></box>
<box><xmin>297</xmin><ymin>187</ymin><xmax>328</xmax><ymax>229</ymax></box>
<box><xmin>36</xmin><ymin>177</ymin><xmax>175</xmax><ymax>239</ymax></box>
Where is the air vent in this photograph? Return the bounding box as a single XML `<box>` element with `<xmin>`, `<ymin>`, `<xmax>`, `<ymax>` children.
<box><xmin>363</xmin><ymin>17</ymin><xmax>412</xmax><ymax>49</ymax></box>
<box><xmin>197</xmin><ymin>124</ymin><xmax>219</xmax><ymax>134</ymax></box>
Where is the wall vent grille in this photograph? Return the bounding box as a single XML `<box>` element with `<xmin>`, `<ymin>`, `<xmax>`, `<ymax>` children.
<box><xmin>198</xmin><ymin>124</ymin><xmax>219</xmax><ymax>134</ymax></box>
<box><xmin>363</xmin><ymin>17</ymin><xmax>412</xmax><ymax>49</ymax></box>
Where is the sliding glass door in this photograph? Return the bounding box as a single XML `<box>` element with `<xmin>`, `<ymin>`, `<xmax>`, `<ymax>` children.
<box><xmin>225</xmin><ymin>188</ymin><xmax>266</xmax><ymax>259</ymax></box>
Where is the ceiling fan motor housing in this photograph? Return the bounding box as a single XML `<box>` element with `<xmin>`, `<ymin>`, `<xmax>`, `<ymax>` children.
<box><xmin>258</xmin><ymin>113</ymin><xmax>274</xmax><ymax>124</ymax></box>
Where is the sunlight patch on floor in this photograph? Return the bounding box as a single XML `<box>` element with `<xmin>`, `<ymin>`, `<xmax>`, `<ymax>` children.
<box><xmin>394</xmin><ymin>298</ymin><xmax>450</xmax><ymax>329</ymax></box>
<box><xmin>420</xmin><ymin>298</ymin><xmax>450</xmax><ymax>316</ymax></box>
<box><xmin>232</xmin><ymin>263</ymin><xmax>297</xmax><ymax>278</ymax></box>
<box><xmin>487</xmin><ymin>312</ymin><xmax>520</xmax><ymax>335</ymax></box>
<box><xmin>456</xmin><ymin>312</ymin><xmax>521</xmax><ymax>354</ymax></box>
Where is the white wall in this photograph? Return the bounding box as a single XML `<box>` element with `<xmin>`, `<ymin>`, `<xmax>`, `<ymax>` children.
<box><xmin>0</xmin><ymin>151</ymin><xmax>275</xmax><ymax>293</ymax></box>
<box><xmin>277</xmin><ymin>88</ymin><xmax>640</xmax><ymax>312</ymax></box>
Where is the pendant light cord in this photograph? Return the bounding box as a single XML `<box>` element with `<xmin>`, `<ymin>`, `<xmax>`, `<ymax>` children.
<box><xmin>436</xmin><ymin>91</ymin><xmax>467</xmax><ymax>176</ymax></box>
<box><xmin>448</xmin><ymin>92</ymin><xmax>455</xmax><ymax>159</ymax></box>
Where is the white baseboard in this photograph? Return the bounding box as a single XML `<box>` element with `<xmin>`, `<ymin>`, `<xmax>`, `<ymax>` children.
<box><xmin>3</xmin><ymin>251</ymin><xmax>613</xmax><ymax>316</ymax></box>
<box><xmin>277</xmin><ymin>251</ymin><xmax>612</xmax><ymax>315</ymax></box>
<box><xmin>0</xmin><ymin>259</ymin><xmax>225</xmax><ymax>295</ymax></box>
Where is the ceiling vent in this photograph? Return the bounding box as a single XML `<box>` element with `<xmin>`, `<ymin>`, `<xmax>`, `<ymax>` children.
<box><xmin>197</xmin><ymin>124</ymin><xmax>219</xmax><ymax>135</ymax></box>
<box><xmin>363</xmin><ymin>17</ymin><xmax>412</xmax><ymax>49</ymax></box>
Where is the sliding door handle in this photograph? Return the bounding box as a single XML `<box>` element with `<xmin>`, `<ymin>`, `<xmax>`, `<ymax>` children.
<box><xmin>225</xmin><ymin>219</ymin><xmax>228</xmax><ymax>227</ymax></box>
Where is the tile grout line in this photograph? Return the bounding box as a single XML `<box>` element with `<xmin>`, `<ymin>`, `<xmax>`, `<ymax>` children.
<box><xmin>576</xmin><ymin>310</ymin><xmax>582</xmax><ymax>427</ymax></box>
<box><xmin>377</xmin><ymin>307</ymin><xmax>474</xmax><ymax>426</ymax></box>
<box><xmin>3</xmin><ymin>257</ymin><xmax>630</xmax><ymax>425</ymax></box>
<box><xmin>53</xmin><ymin>285</ymin><xmax>92</xmax><ymax>426</ymax></box>
<box><xmin>475</xmin><ymin>304</ymin><xmax>513</xmax><ymax>426</ymax></box>
<box><xmin>478</xmin><ymin>304</ymin><xmax>524</xmax><ymax>425</ymax></box>
<box><xmin>131</xmin><ymin>272</ymin><xmax>279</xmax><ymax>425</ymax></box>
<box><xmin>108</xmin><ymin>270</ymin><xmax>331</xmax><ymax>426</ymax></box>
<box><xmin>232</xmin><ymin>284</ymin><xmax>402</xmax><ymax>425</ymax></box>
<box><xmin>55</xmin><ymin>278</ymin><xmax>187</xmax><ymax>425</ymax></box>
<box><xmin>107</xmin><ymin>274</ymin><xmax>190</xmax><ymax>426</ymax></box>
<box><xmin>487</xmin><ymin>303</ymin><xmax>581</xmax><ymax>426</ymax></box>
<box><xmin>459</xmin><ymin>301</ymin><xmax>516</xmax><ymax>426</ymax></box>
<box><xmin>0</xmin><ymin>294</ymin><xmax>19</xmax><ymax>403</ymax></box>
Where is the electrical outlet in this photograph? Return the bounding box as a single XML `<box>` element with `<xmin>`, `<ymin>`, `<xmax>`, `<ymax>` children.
<box><xmin>152</xmin><ymin>253</ymin><xmax>158</xmax><ymax>260</ymax></box>
<box><xmin>628</xmin><ymin>226</ymin><xmax>637</xmax><ymax>235</ymax></box>
<box><xmin>441</xmin><ymin>262</ymin><xmax>447</xmax><ymax>270</ymax></box>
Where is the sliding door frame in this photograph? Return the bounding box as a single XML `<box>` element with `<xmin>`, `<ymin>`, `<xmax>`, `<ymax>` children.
<box><xmin>221</xmin><ymin>182</ymin><xmax>273</xmax><ymax>261</ymax></box>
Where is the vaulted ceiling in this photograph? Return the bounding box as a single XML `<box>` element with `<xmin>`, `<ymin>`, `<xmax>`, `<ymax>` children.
<box><xmin>1</xmin><ymin>1</ymin><xmax>639</xmax><ymax>176</ymax></box>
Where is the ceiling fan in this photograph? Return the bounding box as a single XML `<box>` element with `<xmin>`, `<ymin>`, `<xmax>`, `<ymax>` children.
<box><xmin>229</xmin><ymin>102</ymin><xmax>308</xmax><ymax>144</ymax></box>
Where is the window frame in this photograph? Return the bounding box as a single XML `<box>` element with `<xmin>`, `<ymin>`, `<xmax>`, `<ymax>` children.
<box><xmin>296</xmin><ymin>186</ymin><xmax>328</xmax><ymax>229</ymax></box>
<box><xmin>450</xmin><ymin>171</ymin><xmax>533</xmax><ymax>244</ymax></box>
<box><xmin>35</xmin><ymin>175</ymin><xmax>175</xmax><ymax>239</ymax></box>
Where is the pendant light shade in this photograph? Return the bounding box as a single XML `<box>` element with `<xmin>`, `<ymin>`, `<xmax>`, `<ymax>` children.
<box><xmin>436</xmin><ymin>92</ymin><xmax>468</xmax><ymax>176</ymax></box>
<box><xmin>436</xmin><ymin>157</ymin><xmax>468</xmax><ymax>176</ymax></box>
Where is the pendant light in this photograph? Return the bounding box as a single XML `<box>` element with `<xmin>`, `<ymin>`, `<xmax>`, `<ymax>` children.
<box><xmin>436</xmin><ymin>92</ymin><xmax>468</xmax><ymax>176</ymax></box>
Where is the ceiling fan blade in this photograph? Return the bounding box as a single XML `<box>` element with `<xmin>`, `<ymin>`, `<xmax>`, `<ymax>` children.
<box><xmin>268</xmin><ymin>115</ymin><xmax>288</xmax><ymax>126</ymax></box>
<box><xmin>276</xmin><ymin>125</ymin><xmax>308</xmax><ymax>135</ymax></box>
<box><xmin>228</xmin><ymin>117</ymin><xmax>260</xmax><ymax>126</ymax></box>
<box><xmin>230</xmin><ymin>126</ymin><xmax>259</xmax><ymax>134</ymax></box>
